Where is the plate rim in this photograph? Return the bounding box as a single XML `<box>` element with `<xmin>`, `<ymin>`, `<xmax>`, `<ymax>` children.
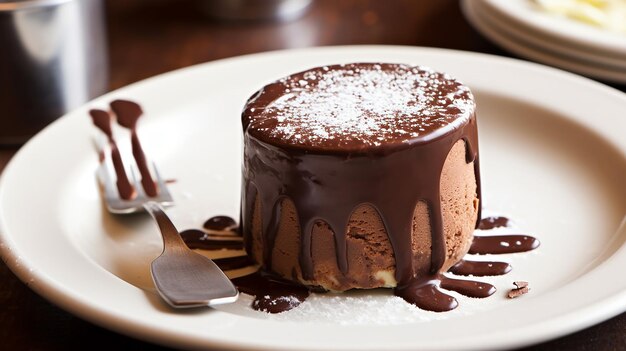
<box><xmin>481</xmin><ymin>0</ymin><xmax>626</xmax><ymax>56</ymax></box>
<box><xmin>468</xmin><ymin>0</ymin><xmax>626</xmax><ymax>71</ymax></box>
<box><xmin>1</xmin><ymin>45</ymin><xmax>626</xmax><ymax>351</ymax></box>
<box><xmin>462</xmin><ymin>0</ymin><xmax>626</xmax><ymax>83</ymax></box>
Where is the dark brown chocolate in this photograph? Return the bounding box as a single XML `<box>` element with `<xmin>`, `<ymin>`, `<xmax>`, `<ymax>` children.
<box><xmin>395</xmin><ymin>278</ymin><xmax>458</xmax><ymax>312</ymax></box>
<box><xmin>203</xmin><ymin>216</ymin><xmax>239</xmax><ymax>232</ymax></box>
<box><xmin>470</xmin><ymin>235</ymin><xmax>540</xmax><ymax>255</ymax></box>
<box><xmin>90</xmin><ymin>109</ymin><xmax>135</xmax><ymax>200</ymax></box>
<box><xmin>243</xmin><ymin>63</ymin><xmax>476</xmax><ymax>152</ymax></box>
<box><xmin>440</xmin><ymin>276</ymin><xmax>496</xmax><ymax>299</ymax></box>
<box><xmin>110</xmin><ymin>99</ymin><xmax>158</xmax><ymax>197</ymax></box>
<box><xmin>180</xmin><ymin>229</ymin><xmax>244</xmax><ymax>251</ymax></box>
<box><xmin>449</xmin><ymin>259</ymin><xmax>512</xmax><ymax>276</ymax></box>
<box><xmin>397</xmin><ymin>276</ymin><xmax>496</xmax><ymax>312</ymax></box>
<box><xmin>478</xmin><ymin>216</ymin><xmax>510</xmax><ymax>230</ymax></box>
<box><xmin>232</xmin><ymin>271</ymin><xmax>310</xmax><ymax>313</ymax></box>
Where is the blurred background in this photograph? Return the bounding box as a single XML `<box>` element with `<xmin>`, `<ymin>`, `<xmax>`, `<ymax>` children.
<box><xmin>104</xmin><ymin>0</ymin><xmax>487</xmax><ymax>89</ymax></box>
<box><xmin>0</xmin><ymin>0</ymin><xmax>625</xmax><ymax>350</ymax></box>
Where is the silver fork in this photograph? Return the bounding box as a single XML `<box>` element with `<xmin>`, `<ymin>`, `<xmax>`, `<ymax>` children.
<box><xmin>96</xmin><ymin>139</ymin><xmax>239</xmax><ymax>308</ymax></box>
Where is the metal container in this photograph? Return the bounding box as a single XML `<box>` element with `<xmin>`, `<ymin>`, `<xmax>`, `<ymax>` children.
<box><xmin>0</xmin><ymin>0</ymin><xmax>107</xmax><ymax>144</ymax></box>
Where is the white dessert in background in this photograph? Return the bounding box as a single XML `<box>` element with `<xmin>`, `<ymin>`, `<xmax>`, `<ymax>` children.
<box><xmin>533</xmin><ymin>0</ymin><xmax>626</xmax><ymax>34</ymax></box>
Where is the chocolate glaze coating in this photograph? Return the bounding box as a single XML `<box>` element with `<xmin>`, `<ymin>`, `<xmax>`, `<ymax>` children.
<box><xmin>243</xmin><ymin>63</ymin><xmax>475</xmax><ymax>153</ymax></box>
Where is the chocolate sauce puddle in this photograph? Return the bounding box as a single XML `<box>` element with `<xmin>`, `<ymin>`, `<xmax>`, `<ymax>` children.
<box><xmin>395</xmin><ymin>278</ymin><xmax>458</xmax><ymax>312</ymax></box>
<box><xmin>204</xmin><ymin>216</ymin><xmax>239</xmax><ymax>233</ymax></box>
<box><xmin>180</xmin><ymin>229</ymin><xmax>244</xmax><ymax>251</ymax></box>
<box><xmin>470</xmin><ymin>235</ymin><xmax>540</xmax><ymax>255</ymax></box>
<box><xmin>395</xmin><ymin>275</ymin><xmax>496</xmax><ymax>312</ymax></box>
<box><xmin>185</xmin><ymin>211</ymin><xmax>538</xmax><ymax>313</ymax></box>
<box><xmin>440</xmin><ymin>276</ymin><xmax>496</xmax><ymax>298</ymax></box>
<box><xmin>478</xmin><ymin>216</ymin><xmax>509</xmax><ymax>230</ymax></box>
<box><xmin>449</xmin><ymin>260</ymin><xmax>512</xmax><ymax>276</ymax></box>
<box><xmin>213</xmin><ymin>255</ymin><xmax>255</xmax><ymax>271</ymax></box>
<box><xmin>232</xmin><ymin>271</ymin><xmax>310</xmax><ymax>313</ymax></box>
<box><xmin>182</xmin><ymin>217</ymin><xmax>309</xmax><ymax>313</ymax></box>
<box><xmin>178</xmin><ymin>216</ymin><xmax>537</xmax><ymax>313</ymax></box>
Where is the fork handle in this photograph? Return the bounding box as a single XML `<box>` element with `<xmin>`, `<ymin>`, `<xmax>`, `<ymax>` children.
<box><xmin>143</xmin><ymin>201</ymin><xmax>187</xmax><ymax>253</ymax></box>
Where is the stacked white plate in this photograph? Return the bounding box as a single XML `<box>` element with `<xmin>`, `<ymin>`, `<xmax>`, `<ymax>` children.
<box><xmin>462</xmin><ymin>0</ymin><xmax>626</xmax><ymax>84</ymax></box>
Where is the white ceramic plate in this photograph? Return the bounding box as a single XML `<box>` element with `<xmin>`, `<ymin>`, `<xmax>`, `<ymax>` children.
<box><xmin>1</xmin><ymin>46</ymin><xmax>626</xmax><ymax>351</ymax></box>
<box><xmin>463</xmin><ymin>0</ymin><xmax>626</xmax><ymax>84</ymax></box>
<box><xmin>482</xmin><ymin>0</ymin><xmax>626</xmax><ymax>57</ymax></box>
<box><xmin>473</xmin><ymin>0</ymin><xmax>626</xmax><ymax>70</ymax></box>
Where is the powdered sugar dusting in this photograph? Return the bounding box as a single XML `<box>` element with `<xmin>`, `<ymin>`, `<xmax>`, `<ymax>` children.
<box><xmin>245</xmin><ymin>63</ymin><xmax>475</xmax><ymax>149</ymax></box>
<box><xmin>215</xmin><ymin>289</ymin><xmax>488</xmax><ymax>325</ymax></box>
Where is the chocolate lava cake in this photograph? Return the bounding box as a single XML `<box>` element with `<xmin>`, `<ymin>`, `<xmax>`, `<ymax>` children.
<box><xmin>240</xmin><ymin>63</ymin><xmax>480</xmax><ymax>293</ymax></box>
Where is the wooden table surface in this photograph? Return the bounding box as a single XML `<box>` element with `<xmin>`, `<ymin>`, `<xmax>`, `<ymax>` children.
<box><xmin>1</xmin><ymin>0</ymin><xmax>624</xmax><ymax>349</ymax></box>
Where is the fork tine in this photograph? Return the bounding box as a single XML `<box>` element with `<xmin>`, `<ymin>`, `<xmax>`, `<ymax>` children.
<box><xmin>96</xmin><ymin>136</ymin><xmax>173</xmax><ymax>213</ymax></box>
<box><xmin>93</xmin><ymin>133</ymin><xmax>107</xmax><ymax>160</ymax></box>
<box><xmin>95</xmin><ymin>136</ymin><xmax>120</xmax><ymax>206</ymax></box>
<box><xmin>152</xmin><ymin>162</ymin><xmax>174</xmax><ymax>204</ymax></box>
<box><xmin>129</xmin><ymin>164</ymin><xmax>147</xmax><ymax>200</ymax></box>
<box><xmin>100</xmin><ymin>165</ymin><xmax>119</xmax><ymax>205</ymax></box>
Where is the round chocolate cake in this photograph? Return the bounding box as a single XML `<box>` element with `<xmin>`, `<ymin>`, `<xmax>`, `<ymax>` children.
<box><xmin>240</xmin><ymin>63</ymin><xmax>480</xmax><ymax>300</ymax></box>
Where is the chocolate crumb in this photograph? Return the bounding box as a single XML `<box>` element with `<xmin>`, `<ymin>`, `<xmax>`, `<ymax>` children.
<box><xmin>513</xmin><ymin>281</ymin><xmax>529</xmax><ymax>289</ymax></box>
<box><xmin>507</xmin><ymin>287</ymin><xmax>529</xmax><ymax>298</ymax></box>
<box><xmin>508</xmin><ymin>281</ymin><xmax>530</xmax><ymax>298</ymax></box>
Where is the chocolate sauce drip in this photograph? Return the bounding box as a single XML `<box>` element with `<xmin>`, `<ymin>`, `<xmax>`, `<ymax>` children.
<box><xmin>449</xmin><ymin>259</ymin><xmax>512</xmax><ymax>276</ymax></box>
<box><xmin>262</xmin><ymin>200</ymin><xmax>283</xmax><ymax>270</ymax></box>
<box><xmin>232</xmin><ymin>271</ymin><xmax>310</xmax><ymax>313</ymax></box>
<box><xmin>180</xmin><ymin>229</ymin><xmax>244</xmax><ymax>251</ymax></box>
<box><xmin>203</xmin><ymin>216</ymin><xmax>239</xmax><ymax>233</ymax></box>
<box><xmin>182</xmin><ymin>211</ymin><xmax>534</xmax><ymax>314</ymax></box>
<box><xmin>183</xmin><ymin>210</ymin><xmax>536</xmax><ymax>313</ymax></box>
<box><xmin>89</xmin><ymin>109</ymin><xmax>135</xmax><ymax>200</ymax></box>
<box><xmin>213</xmin><ymin>255</ymin><xmax>255</xmax><ymax>271</ymax></box>
<box><xmin>470</xmin><ymin>235</ymin><xmax>540</xmax><ymax>255</ymax></box>
<box><xmin>478</xmin><ymin>216</ymin><xmax>510</xmax><ymax>230</ymax></box>
<box><xmin>241</xmin><ymin>182</ymin><xmax>257</xmax><ymax>256</ymax></box>
<box><xmin>395</xmin><ymin>278</ymin><xmax>458</xmax><ymax>312</ymax></box>
<box><xmin>440</xmin><ymin>276</ymin><xmax>496</xmax><ymax>298</ymax></box>
<box><xmin>241</xmin><ymin>64</ymin><xmax>482</xmax><ymax>309</ymax></box>
<box><xmin>395</xmin><ymin>274</ymin><xmax>496</xmax><ymax>312</ymax></box>
<box><xmin>110</xmin><ymin>99</ymin><xmax>158</xmax><ymax>197</ymax></box>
